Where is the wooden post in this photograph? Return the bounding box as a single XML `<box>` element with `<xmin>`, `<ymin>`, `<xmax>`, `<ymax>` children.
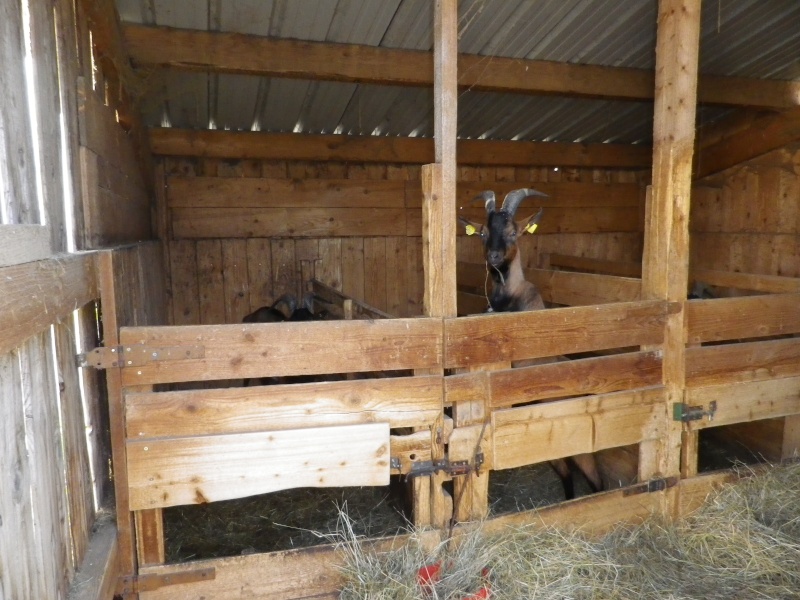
<box><xmin>641</xmin><ymin>0</ymin><xmax>702</xmax><ymax>485</ymax></box>
<box><xmin>414</xmin><ymin>0</ymin><xmax>458</xmax><ymax>529</ymax></box>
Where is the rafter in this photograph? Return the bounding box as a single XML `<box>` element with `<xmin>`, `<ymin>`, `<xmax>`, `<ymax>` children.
<box><xmin>124</xmin><ymin>24</ymin><xmax>800</xmax><ymax>108</ymax></box>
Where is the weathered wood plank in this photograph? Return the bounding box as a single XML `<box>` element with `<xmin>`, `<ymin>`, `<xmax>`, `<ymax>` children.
<box><xmin>691</xmin><ymin>268</ymin><xmax>800</xmax><ymax>294</ymax></box>
<box><xmin>172</xmin><ymin>207</ymin><xmax>408</xmax><ymax>238</ymax></box>
<box><xmin>0</xmin><ymin>224</ymin><xmax>51</xmax><ymax>267</ymax></box>
<box><xmin>687</xmin><ymin>337</ymin><xmax>800</xmax><ymax>388</ymax></box>
<box><xmin>0</xmin><ymin>252</ymin><xmax>98</xmax><ymax>356</ymax></box>
<box><xmin>685</xmin><ymin>376</ymin><xmax>800</xmax><ymax>430</ymax></box>
<box><xmin>527</xmin><ymin>267</ymin><xmax>642</xmax><ymax>305</ymax></box>
<box><xmin>445</xmin><ymin>300</ymin><xmax>671</xmax><ymax>369</ymax></box>
<box><xmin>125</xmin><ymin>375</ymin><xmax>442</xmax><ymax>437</ymax></box>
<box><xmin>167</xmin><ymin>176</ymin><xmax>407</xmax><ymax>208</ymax></box>
<box><xmin>311</xmin><ymin>278</ymin><xmax>393</xmax><ymax>319</ymax></box>
<box><xmin>119</xmin><ymin>318</ymin><xmax>442</xmax><ymax>385</ymax></box>
<box><xmin>446</xmin><ymin>350</ymin><xmax>662</xmax><ymax>409</ymax></box>
<box><xmin>66</xmin><ymin>518</ymin><xmax>119</xmax><ymax>600</ymax></box>
<box><xmin>492</xmin><ymin>387</ymin><xmax>665</xmax><ymax>470</ymax></box>
<box><xmin>126</xmin><ymin>423</ymin><xmax>390</xmax><ymax>510</ymax></box>
<box><xmin>685</xmin><ymin>293</ymin><xmax>800</xmax><ymax>344</ymax></box>
<box><xmin>149</xmin><ymin>128</ymin><xmax>653</xmax><ymax>169</ymax></box>
<box><xmin>547</xmin><ymin>254</ymin><xmax>643</xmax><ymax>277</ymax></box>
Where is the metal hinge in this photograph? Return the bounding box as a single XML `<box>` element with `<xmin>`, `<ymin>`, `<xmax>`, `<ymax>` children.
<box><xmin>393</xmin><ymin>452</ymin><xmax>485</xmax><ymax>479</ymax></box>
<box><xmin>77</xmin><ymin>344</ymin><xmax>205</xmax><ymax>369</ymax></box>
<box><xmin>623</xmin><ymin>476</ymin><xmax>679</xmax><ymax>497</ymax></box>
<box><xmin>119</xmin><ymin>566</ymin><xmax>215</xmax><ymax>593</ymax></box>
<box><xmin>673</xmin><ymin>401</ymin><xmax>717</xmax><ymax>423</ymax></box>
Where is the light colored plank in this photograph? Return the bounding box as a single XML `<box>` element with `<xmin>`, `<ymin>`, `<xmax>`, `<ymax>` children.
<box><xmin>66</xmin><ymin>518</ymin><xmax>119</xmax><ymax>600</ymax></box>
<box><xmin>126</xmin><ymin>423</ymin><xmax>391</xmax><ymax>510</ymax></box>
<box><xmin>687</xmin><ymin>337</ymin><xmax>800</xmax><ymax>387</ymax></box>
<box><xmin>492</xmin><ymin>387</ymin><xmax>665</xmax><ymax>471</ymax></box>
<box><xmin>445</xmin><ymin>300</ymin><xmax>671</xmax><ymax>368</ymax></box>
<box><xmin>125</xmin><ymin>375</ymin><xmax>443</xmax><ymax>437</ymax></box>
<box><xmin>119</xmin><ymin>318</ymin><xmax>442</xmax><ymax>385</ymax></box>
<box><xmin>0</xmin><ymin>224</ymin><xmax>51</xmax><ymax>266</ymax></box>
<box><xmin>547</xmin><ymin>254</ymin><xmax>643</xmax><ymax>277</ymax></box>
<box><xmin>685</xmin><ymin>376</ymin><xmax>800</xmax><ymax>431</ymax></box>
<box><xmin>691</xmin><ymin>268</ymin><xmax>800</xmax><ymax>294</ymax></box>
<box><xmin>527</xmin><ymin>267</ymin><xmax>641</xmax><ymax>305</ymax></box>
<box><xmin>685</xmin><ymin>293</ymin><xmax>800</xmax><ymax>343</ymax></box>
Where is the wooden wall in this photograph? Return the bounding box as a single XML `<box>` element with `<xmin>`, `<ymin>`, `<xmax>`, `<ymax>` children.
<box><xmin>159</xmin><ymin>157</ymin><xmax>647</xmax><ymax>323</ymax></box>
<box><xmin>691</xmin><ymin>144</ymin><xmax>800</xmax><ymax>279</ymax></box>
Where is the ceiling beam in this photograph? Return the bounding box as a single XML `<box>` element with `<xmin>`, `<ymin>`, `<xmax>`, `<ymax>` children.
<box><xmin>148</xmin><ymin>128</ymin><xmax>653</xmax><ymax>169</ymax></box>
<box><xmin>123</xmin><ymin>24</ymin><xmax>800</xmax><ymax>109</ymax></box>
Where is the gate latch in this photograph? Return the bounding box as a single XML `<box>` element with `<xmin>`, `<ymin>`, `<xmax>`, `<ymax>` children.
<box><xmin>394</xmin><ymin>453</ymin><xmax>485</xmax><ymax>479</ymax></box>
<box><xmin>673</xmin><ymin>401</ymin><xmax>717</xmax><ymax>423</ymax></box>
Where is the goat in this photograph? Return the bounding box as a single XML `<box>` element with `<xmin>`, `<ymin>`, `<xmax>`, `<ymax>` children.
<box><xmin>242</xmin><ymin>293</ymin><xmax>296</xmax><ymax>323</ymax></box>
<box><xmin>459</xmin><ymin>188</ymin><xmax>603</xmax><ymax>500</ymax></box>
<box><xmin>288</xmin><ymin>292</ymin><xmax>328</xmax><ymax>322</ymax></box>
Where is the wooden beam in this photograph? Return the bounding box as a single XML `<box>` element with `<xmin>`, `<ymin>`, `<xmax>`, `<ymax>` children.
<box><xmin>0</xmin><ymin>252</ymin><xmax>98</xmax><ymax>356</ymax></box>
<box><xmin>123</xmin><ymin>24</ymin><xmax>800</xmax><ymax>109</ymax></box>
<box><xmin>65</xmin><ymin>519</ymin><xmax>119</xmax><ymax>600</ymax></box>
<box><xmin>148</xmin><ymin>128</ymin><xmax>652</xmax><ymax>168</ymax></box>
<box><xmin>641</xmin><ymin>0</ymin><xmax>702</xmax><ymax>483</ymax></box>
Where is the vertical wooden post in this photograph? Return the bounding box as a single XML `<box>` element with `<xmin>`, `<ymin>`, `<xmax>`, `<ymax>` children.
<box><xmin>414</xmin><ymin>0</ymin><xmax>458</xmax><ymax>529</ymax></box>
<box><xmin>641</xmin><ymin>0</ymin><xmax>702</xmax><ymax>486</ymax></box>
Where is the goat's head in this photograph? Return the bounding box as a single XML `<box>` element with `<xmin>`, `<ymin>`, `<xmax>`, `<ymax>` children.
<box><xmin>458</xmin><ymin>188</ymin><xmax>546</xmax><ymax>269</ymax></box>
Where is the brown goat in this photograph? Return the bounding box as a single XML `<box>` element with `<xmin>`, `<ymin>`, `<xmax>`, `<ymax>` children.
<box><xmin>460</xmin><ymin>188</ymin><xmax>602</xmax><ymax>500</ymax></box>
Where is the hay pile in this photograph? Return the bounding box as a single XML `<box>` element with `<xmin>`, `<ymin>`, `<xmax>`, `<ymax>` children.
<box><xmin>337</xmin><ymin>462</ymin><xmax>800</xmax><ymax>599</ymax></box>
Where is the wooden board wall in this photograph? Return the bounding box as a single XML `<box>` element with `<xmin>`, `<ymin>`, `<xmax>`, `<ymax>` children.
<box><xmin>160</xmin><ymin>157</ymin><xmax>646</xmax><ymax>322</ymax></box>
<box><xmin>691</xmin><ymin>144</ymin><xmax>800</xmax><ymax>279</ymax></box>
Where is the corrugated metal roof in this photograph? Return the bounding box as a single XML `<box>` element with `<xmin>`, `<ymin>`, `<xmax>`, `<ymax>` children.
<box><xmin>116</xmin><ymin>0</ymin><xmax>800</xmax><ymax>144</ymax></box>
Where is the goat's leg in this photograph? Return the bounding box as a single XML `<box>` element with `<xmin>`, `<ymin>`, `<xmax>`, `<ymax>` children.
<box><xmin>571</xmin><ymin>453</ymin><xmax>603</xmax><ymax>493</ymax></box>
<box><xmin>549</xmin><ymin>458</ymin><xmax>575</xmax><ymax>500</ymax></box>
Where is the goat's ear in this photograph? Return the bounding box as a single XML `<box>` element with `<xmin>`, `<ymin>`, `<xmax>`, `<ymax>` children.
<box><xmin>458</xmin><ymin>216</ymin><xmax>482</xmax><ymax>236</ymax></box>
<box><xmin>520</xmin><ymin>208</ymin><xmax>544</xmax><ymax>235</ymax></box>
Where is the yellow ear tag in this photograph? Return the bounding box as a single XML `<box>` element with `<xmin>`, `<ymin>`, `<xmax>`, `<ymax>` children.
<box><xmin>465</xmin><ymin>224</ymin><xmax>477</xmax><ymax>236</ymax></box>
<box><xmin>525</xmin><ymin>223</ymin><xmax>538</xmax><ymax>234</ymax></box>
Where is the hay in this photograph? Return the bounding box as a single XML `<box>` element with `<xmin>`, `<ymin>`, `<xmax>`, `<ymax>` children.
<box><xmin>336</xmin><ymin>462</ymin><xmax>800</xmax><ymax>599</ymax></box>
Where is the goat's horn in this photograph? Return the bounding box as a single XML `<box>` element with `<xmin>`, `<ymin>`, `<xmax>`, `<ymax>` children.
<box><xmin>501</xmin><ymin>188</ymin><xmax>549</xmax><ymax>216</ymax></box>
<box><xmin>473</xmin><ymin>190</ymin><xmax>496</xmax><ymax>214</ymax></box>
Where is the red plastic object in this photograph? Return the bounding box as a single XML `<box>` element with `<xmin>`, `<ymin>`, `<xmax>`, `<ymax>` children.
<box><xmin>417</xmin><ymin>563</ymin><xmax>491</xmax><ymax>599</ymax></box>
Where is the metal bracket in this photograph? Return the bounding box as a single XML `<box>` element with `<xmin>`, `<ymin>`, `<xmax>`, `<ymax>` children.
<box><xmin>623</xmin><ymin>476</ymin><xmax>679</xmax><ymax>497</ymax></box>
<box><xmin>77</xmin><ymin>344</ymin><xmax>205</xmax><ymax>370</ymax></box>
<box><xmin>673</xmin><ymin>401</ymin><xmax>717</xmax><ymax>423</ymax></box>
<box><xmin>401</xmin><ymin>452</ymin><xmax>485</xmax><ymax>479</ymax></box>
<box><xmin>119</xmin><ymin>566</ymin><xmax>215</xmax><ymax>593</ymax></box>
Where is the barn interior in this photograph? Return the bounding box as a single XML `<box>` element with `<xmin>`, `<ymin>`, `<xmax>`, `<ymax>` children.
<box><xmin>2</xmin><ymin>0</ymin><xmax>800</xmax><ymax>598</ymax></box>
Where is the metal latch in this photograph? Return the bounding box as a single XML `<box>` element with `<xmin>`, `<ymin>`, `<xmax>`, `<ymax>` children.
<box><xmin>673</xmin><ymin>401</ymin><xmax>717</xmax><ymax>423</ymax></box>
<box><xmin>395</xmin><ymin>453</ymin><xmax>485</xmax><ymax>479</ymax></box>
<box><xmin>77</xmin><ymin>344</ymin><xmax>205</xmax><ymax>369</ymax></box>
<box><xmin>623</xmin><ymin>476</ymin><xmax>679</xmax><ymax>497</ymax></box>
<box><xmin>119</xmin><ymin>566</ymin><xmax>215</xmax><ymax>593</ymax></box>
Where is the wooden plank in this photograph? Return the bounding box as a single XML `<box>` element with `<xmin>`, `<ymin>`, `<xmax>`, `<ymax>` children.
<box><xmin>548</xmin><ymin>254</ymin><xmax>643</xmax><ymax>277</ymax></box>
<box><xmin>148</xmin><ymin>128</ymin><xmax>653</xmax><ymax>169</ymax></box>
<box><xmin>492</xmin><ymin>387</ymin><xmax>665</xmax><ymax>470</ymax></box>
<box><xmin>245</xmin><ymin>238</ymin><xmax>273</xmax><ymax>312</ymax></box>
<box><xmin>172</xmin><ymin>207</ymin><xmax>407</xmax><ymax>239</ymax></box>
<box><xmin>196</xmin><ymin>240</ymin><xmax>225</xmax><ymax>324</ymax></box>
<box><xmin>445</xmin><ymin>300</ymin><xmax>672</xmax><ymax>369</ymax></box>
<box><xmin>169</xmin><ymin>240</ymin><xmax>199</xmax><ymax>324</ymax></box>
<box><xmin>640</xmin><ymin>0</ymin><xmax>702</xmax><ymax>484</ymax></box>
<box><xmin>691</xmin><ymin>268</ymin><xmax>800</xmax><ymax>294</ymax></box>
<box><xmin>685</xmin><ymin>376</ymin><xmax>800</xmax><ymax>431</ymax></box>
<box><xmin>0</xmin><ymin>224</ymin><xmax>51</xmax><ymax>267</ymax></box>
<box><xmin>222</xmin><ymin>239</ymin><xmax>249</xmax><ymax>323</ymax></box>
<box><xmin>447</xmin><ymin>350</ymin><xmax>663</xmax><ymax>409</ymax></box>
<box><xmin>449</xmin><ymin>181</ymin><xmax>642</xmax><ymax>211</ymax></box>
<box><xmin>126</xmin><ymin>423</ymin><xmax>391</xmax><ymax>510</ymax></box>
<box><xmin>166</xmin><ymin>176</ymin><xmax>407</xmax><ymax>208</ymax></box>
<box><xmin>685</xmin><ymin>293</ymin><xmax>800</xmax><ymax>343</ymax></box>
<box><xmin>125</xmin><ymin>24</ymin><xmax>799</xmax><ymax>109</ymax></box>
<box><xmin>125</xmin><ymin>375</ymin><xmax>443</xmax><ymax>437</ymax></box>
<box><xmin>311</xmin><ymin>278</ymin><xmax>393</xmax><ymax>320</ymax></box>
<box><xmin>0</xmin><ymin>252</ymin><xmax>98</xmax><ymax>356</ymax></box>
<box><xmin>363</xmin><ymin>237</ymin><xmax>387</xmax><ymax>310</ymax></box>
<box><xmin>119</xmin><ymin>317</ymin><xmax>442</xmax><ymax>385</ymax></box>
<box><xmin>687</xmin><ymin>337</ymin><xmax>800</xmax><ymax>387</ymax></box>
<box><xmin>456</xmin><ymin>206</ymin><xmax>641</xmax><ymax>234</ymax></box>
<box><xmin>66</xmin><ymin>519</ymin><xmax>119</xmax><ymax>600</ymax></box>
<box><xmin>527</xmin><ymin>267</ymin><xmax>642</xmax><ymax>305</ymax></box>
